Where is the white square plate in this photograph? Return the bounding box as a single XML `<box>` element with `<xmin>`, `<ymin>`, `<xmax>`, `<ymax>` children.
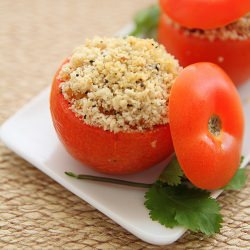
<box><xmin>1</xmin><ymin>78</ymin><xmax>250</xmax><ymax>244</ymax></box>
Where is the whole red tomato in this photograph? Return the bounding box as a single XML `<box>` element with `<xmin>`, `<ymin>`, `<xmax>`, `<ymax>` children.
<box><xmin>50</xmin><ymin>61</ymin><xmax>174</xmax><ymax>175</ymax></box>
<box><xmin>169</xmin><ymin>63</ymin><xmax>244</xmax><ymax>190</ymax></box>
<box><xmin>158</xmin><ymin>14</ymin><xmax>250</xmax><ymax>85</ymax></box>
<box><xmin>159</xmin><ymin>0</ymin><xmax>250</xmax><ymax>29</ymax></box>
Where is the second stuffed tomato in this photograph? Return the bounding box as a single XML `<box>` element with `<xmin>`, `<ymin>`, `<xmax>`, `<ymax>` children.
<box><xmin>158</xmin><ymin>1</ymin><xmax>250</xmax><ymax>85</ymax></box>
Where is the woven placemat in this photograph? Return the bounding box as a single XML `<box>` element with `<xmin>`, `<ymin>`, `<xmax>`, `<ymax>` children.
<box><xmin>0</xmin><ymin>0</ymin><xmax>249</xmax><ymax>249</ymax></box>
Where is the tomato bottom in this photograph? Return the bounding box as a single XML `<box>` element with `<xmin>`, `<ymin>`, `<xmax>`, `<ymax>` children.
<box><xmin>158</xmin><ymin>15</ymin><xmax>250</xmax><ymax>85</ymax></box>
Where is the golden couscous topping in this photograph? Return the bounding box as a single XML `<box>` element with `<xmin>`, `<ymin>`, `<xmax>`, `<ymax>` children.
<box><xmin>58</xmin><ymin>36</ymin><xmax>180</xmax><ymax>133</ymax></box>
<box><xmin>165</xmin><ymin>13</ymin><xmax>250</xmax><ymax>41</ymax></box>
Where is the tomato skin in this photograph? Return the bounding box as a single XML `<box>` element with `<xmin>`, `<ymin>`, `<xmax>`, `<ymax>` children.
<box><xmin>169</xmin><ymin>63</ymin><xmax>244</xmax><ymax>190</ymax></box>
<box><xmin>50</xmin><ymin>61</ymin><xmax>174</xmax><ymax>174</ymax></box>
<box><xmin>158</xmin><ymin>15</ymin><xmax>250</xmax><ymax>85</ymax></box>
<box><xmin>159</xmin><ymin>0</ymin><xmax>250</xmax><ymax>29</ymax></box>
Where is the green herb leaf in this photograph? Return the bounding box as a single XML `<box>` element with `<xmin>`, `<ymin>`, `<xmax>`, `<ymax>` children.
<box><xmin>145</xmin><ymin>182</ymin><xmax>178</xmax><ymax>228</ymax></box>
<box><xmin>223</xmin><ymin>168</ymin><xmax>247</xmax><ymax>190</ymax></box>
<box><xmin>145</xmin><ymin>182</ymin><xmax>223</xmax><ymax>235</ymax></box>
<box><xmin>159</xmin><ymin>156</ymin><xmax>184</xmax><ymax>186</ymax></box>
<box><xmin>129</xmin><ymin>5</ymin><xmax>160</xmax><ymax>39</ymax></box>
<box><xmin>223</xmin><ymin>156</ymin><xmax>247</xmax><ymax>190</ymax></box>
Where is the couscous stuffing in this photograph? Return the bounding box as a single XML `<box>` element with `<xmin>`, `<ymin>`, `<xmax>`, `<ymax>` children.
<box><xmin>164</xmin><ymin>13</ymin><xmax>250</xmax><ymax>41</ymax></box>
<box><xmin>58</xmin><ymin>36</ymin><xmax>181</xmax><ymax>133</ymax></box>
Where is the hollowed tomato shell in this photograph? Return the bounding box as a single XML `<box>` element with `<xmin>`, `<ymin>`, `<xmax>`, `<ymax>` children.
<box><xmin>158</xmin><ymin>14</ymin><xmax>250</xmax><ymax>85</ymax></box>
<box><xmin>50</xmin><ymin>62</ymin><xmax>174</xmax><ymax>174</ymax></box>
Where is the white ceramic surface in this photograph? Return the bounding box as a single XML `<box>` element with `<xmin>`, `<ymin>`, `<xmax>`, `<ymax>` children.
<box><xmin>1</xmin><ymin>64</ymin><xmax>250</xmax><ymax>245</ymax></box>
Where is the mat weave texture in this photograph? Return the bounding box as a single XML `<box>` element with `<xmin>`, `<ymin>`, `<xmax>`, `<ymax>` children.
<box><xmin>0</xmin><ymin>0</ymin><xmax>249</xmax><ymax>249</ymax></box>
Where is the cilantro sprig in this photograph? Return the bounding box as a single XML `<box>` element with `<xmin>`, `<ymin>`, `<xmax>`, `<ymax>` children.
<box><xmin>66</xmin><ymin>156</ymin><xmax>248</xmax><ymax>236</ymax></box>
<box><xmin>144</xmin><ymin>156</ymin><xmax>223</xmax><ymax>235</ymax></box>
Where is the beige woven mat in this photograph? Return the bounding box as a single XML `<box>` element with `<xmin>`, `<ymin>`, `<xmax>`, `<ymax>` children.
<box><xmin>0</xmin><ymin>0</ymin><xmax>249</xmax><ymax>249</ymax></box>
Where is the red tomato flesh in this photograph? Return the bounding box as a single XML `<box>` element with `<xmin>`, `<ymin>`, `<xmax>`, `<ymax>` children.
<box><xmin>158</xmin><ymin>14</ymin><xmax>250</xmax><ymax>85</ymax></box>
<box><xmin>169</xmin><ymin>63</ymin><xmax>244</xmax><ymax>190</ymax></box>
<box><xmin>159</xmin><ymin>0</ymin><xmax>250</xmax><ymax>29</ymax></box>
<box><xmin>50</xmin><ymin>61</ymin><xmax>174</xmax><ymax>175</ymax></box>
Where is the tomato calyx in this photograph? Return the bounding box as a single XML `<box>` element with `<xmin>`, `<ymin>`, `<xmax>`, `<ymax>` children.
<box><xmin>208</xmin><ymin>115</ymin><xmax>222</xmax><ymax>137</ymax></box>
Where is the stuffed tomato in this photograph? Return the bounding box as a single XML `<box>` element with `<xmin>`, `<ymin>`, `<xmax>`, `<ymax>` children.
<box><xmin>50</xmin><ymin>37</ymin><xmax>180</xmax><ymax>174</ymax></box>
